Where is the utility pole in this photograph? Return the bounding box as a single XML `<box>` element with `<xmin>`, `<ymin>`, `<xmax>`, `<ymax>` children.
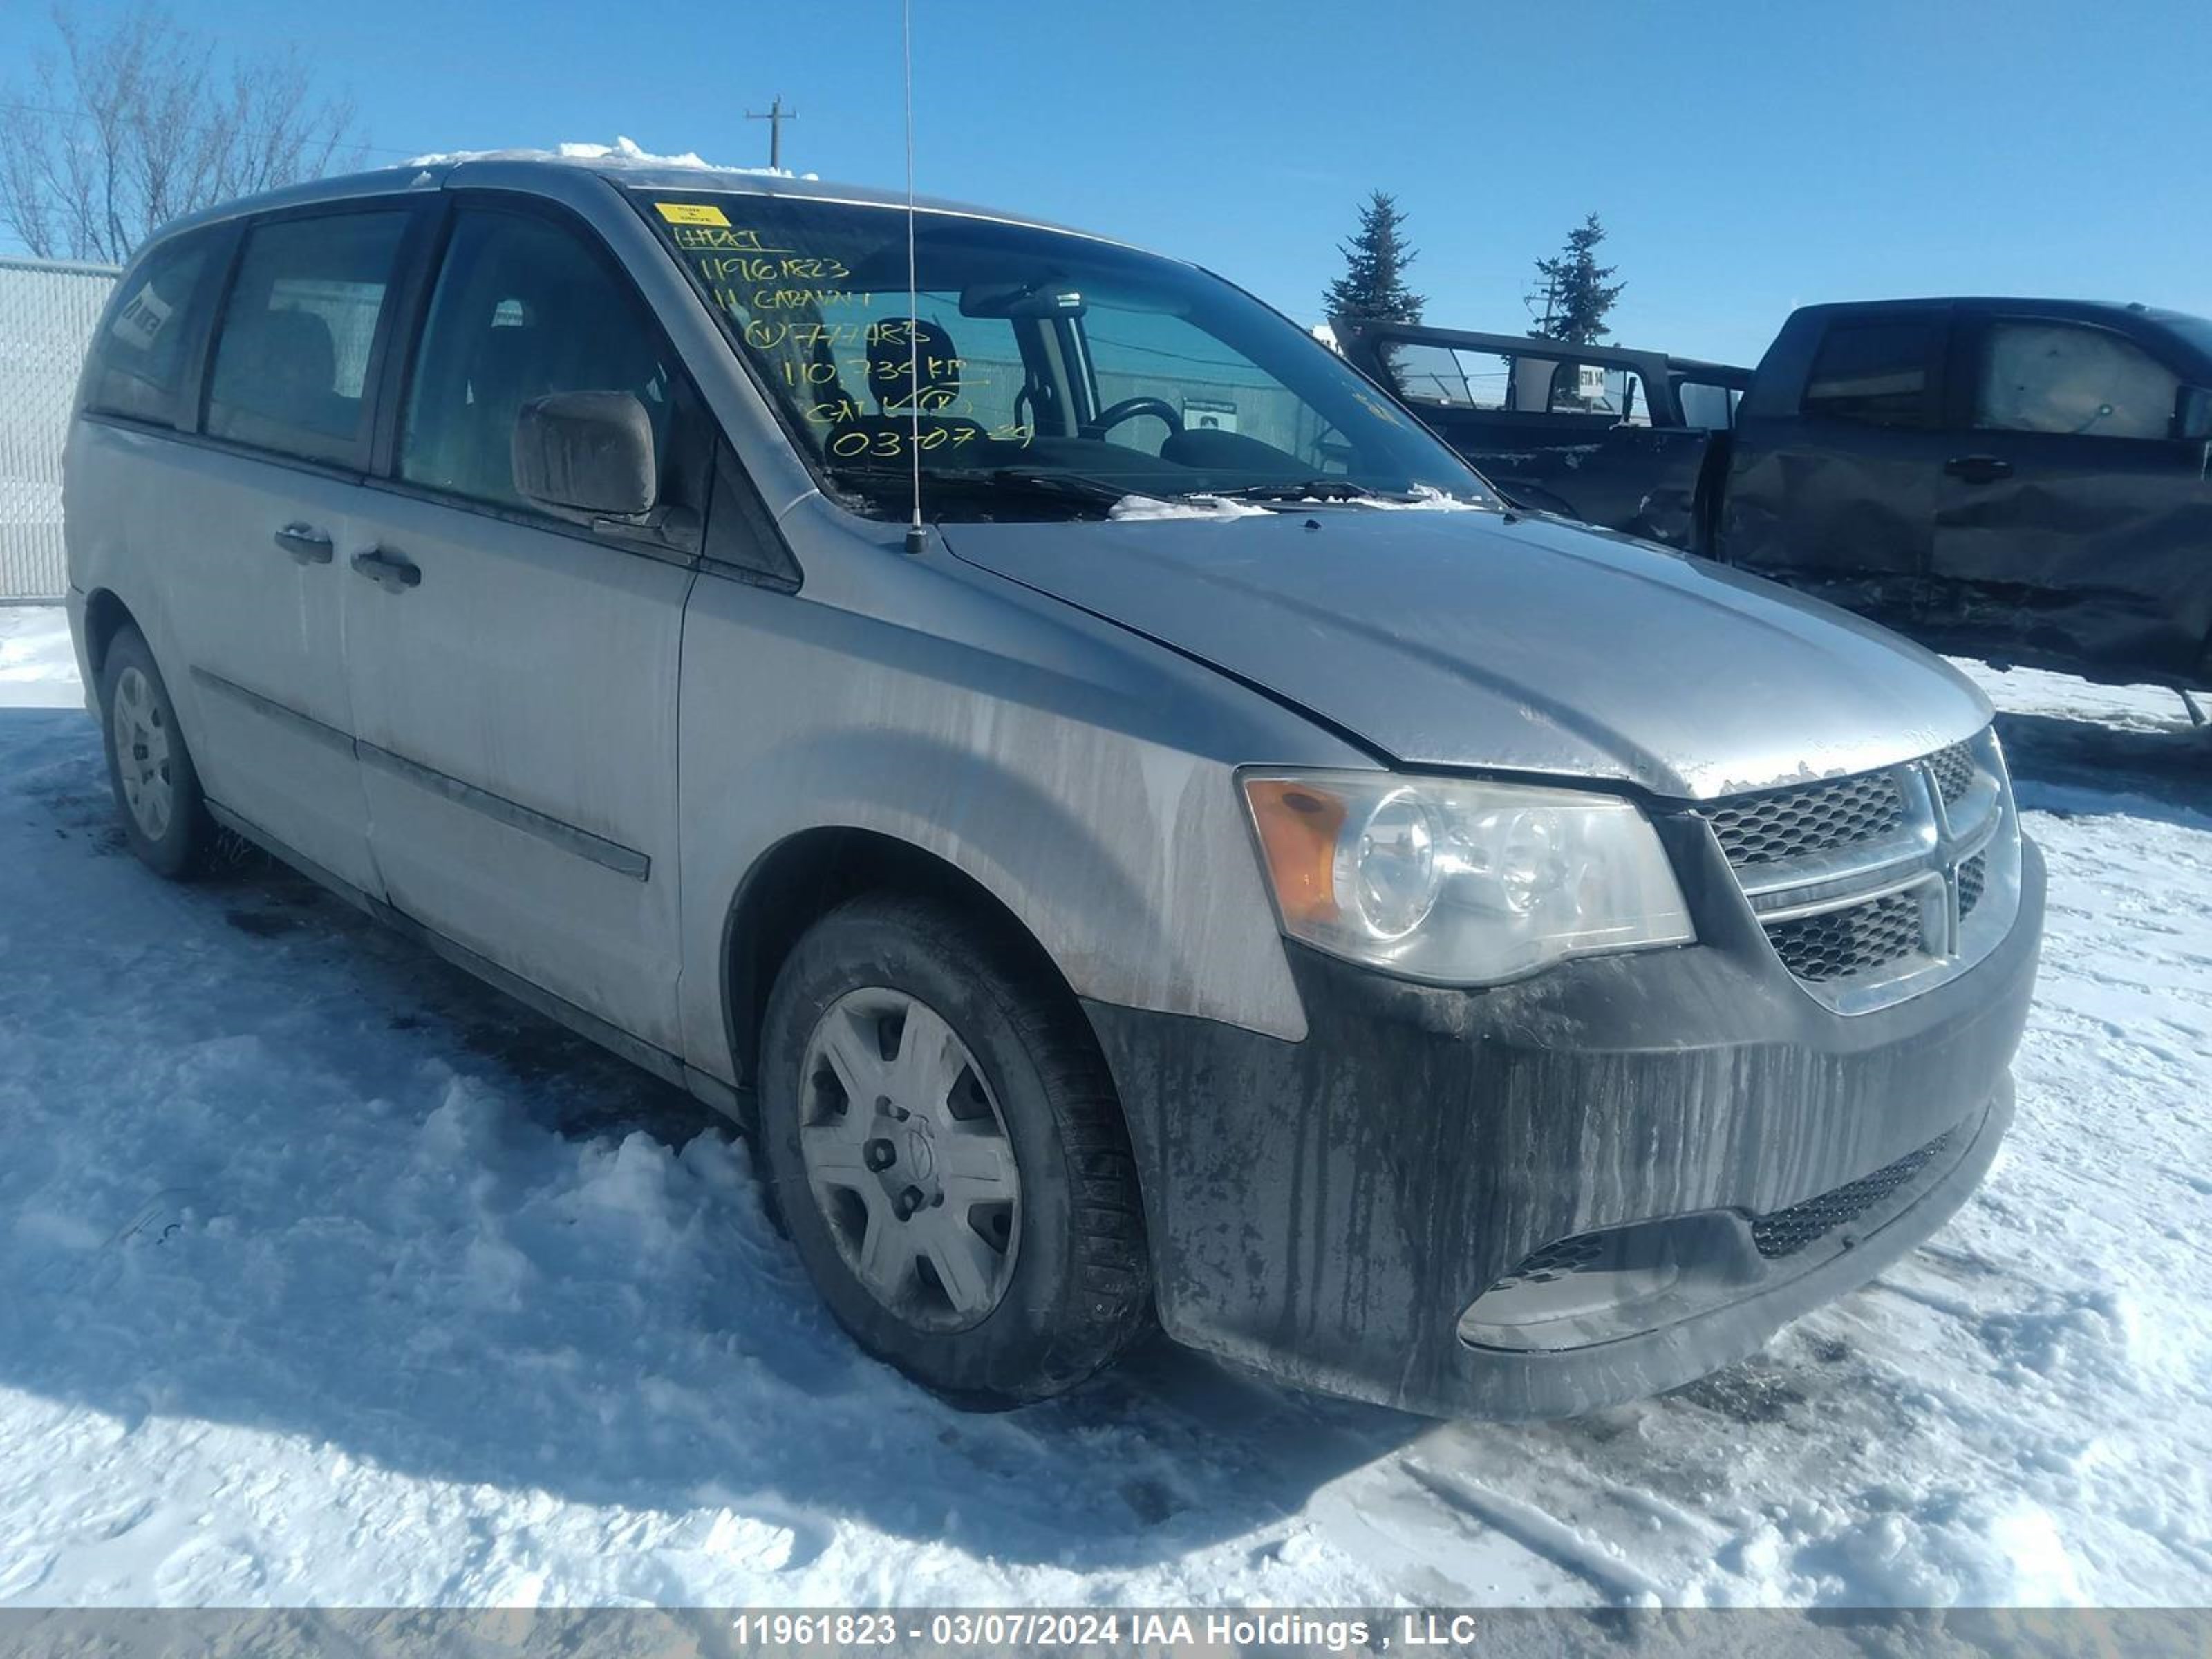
<box><xmin>746</xmin><ymin>95</ymin><xmax>798</xmax><ymax>169</ymax></box>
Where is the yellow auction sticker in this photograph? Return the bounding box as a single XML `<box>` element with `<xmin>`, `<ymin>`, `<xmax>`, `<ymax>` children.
<box><xmin>655</xmin><ymin>201</ymin><xmax>730</xmax><ymax>226</ymax></box>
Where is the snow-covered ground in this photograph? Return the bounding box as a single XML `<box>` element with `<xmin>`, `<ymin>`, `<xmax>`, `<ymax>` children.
<box><xmin>1</xmin><ymin>601</ymin><xmax>2206</xmax><ymax>1609</ymax></box>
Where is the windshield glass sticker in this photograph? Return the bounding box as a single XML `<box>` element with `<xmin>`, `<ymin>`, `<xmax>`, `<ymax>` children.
<box><xmin>654</xmin><ymin>200</ymin><xmax>730</xmax><ymax>227</ymax></box>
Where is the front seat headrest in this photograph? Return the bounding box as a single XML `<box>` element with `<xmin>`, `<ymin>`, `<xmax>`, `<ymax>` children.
<box><xmin>867</xmin><ymin>318</ymin><xmax>962</xmax><ymax>415</ymax></box>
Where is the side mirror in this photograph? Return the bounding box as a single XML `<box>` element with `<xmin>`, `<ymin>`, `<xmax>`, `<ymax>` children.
<box><xmin>512</xmin><ymin>391</ymin><xmax>657</xmax><ymax>518</ymax></box>
<box><xmin>2175</xmin><ymin>384</ymin><xmax>2212</xmax><ymax>442</ymax></box>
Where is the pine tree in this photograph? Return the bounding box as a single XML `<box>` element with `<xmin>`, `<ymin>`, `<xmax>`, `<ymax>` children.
<box><xmin>1322</xmin><ymin>191</ymin><xmax>1425</xmax><ymax>324</ymax></box>
<box><xmin>1526</xmin><ymin>213</ymin><xmax>1625</xmax><ymax>345</ymax></box>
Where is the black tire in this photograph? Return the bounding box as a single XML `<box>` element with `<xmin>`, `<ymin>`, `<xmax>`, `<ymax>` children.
<box><xmin>757</xmin><ymin>892</ymin><xmax>1152</xmax><ymax>1405</ymax></box>
<box><xmin>97</xmin><ymin>624</ymin><xmax>214</xmax><ymax>880</ymax></box>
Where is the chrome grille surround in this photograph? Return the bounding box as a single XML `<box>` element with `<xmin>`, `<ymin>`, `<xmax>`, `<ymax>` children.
<box><xmin>1705</xmin><ymin>727</ymin><xmax>2022</xmax><ymax>1015</ymax></box>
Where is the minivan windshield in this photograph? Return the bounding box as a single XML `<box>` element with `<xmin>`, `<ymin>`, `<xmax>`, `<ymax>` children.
<box><xmin>635</xmin><ymin>189</ymin><xmax>1493</xmax><ymax>519</ymax></box>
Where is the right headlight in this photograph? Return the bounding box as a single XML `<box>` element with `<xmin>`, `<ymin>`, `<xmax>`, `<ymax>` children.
<box><xmin>1241</xmin><ymin>770</ymin><xmax>1694</xmax><ymax>986</ymax></box>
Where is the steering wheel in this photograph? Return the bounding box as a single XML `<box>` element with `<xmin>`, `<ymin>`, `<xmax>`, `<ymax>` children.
<box><xmin>1081</xmin><ymin>396</ymin><xmax>1184</xmax><ymax>442</ymax></box>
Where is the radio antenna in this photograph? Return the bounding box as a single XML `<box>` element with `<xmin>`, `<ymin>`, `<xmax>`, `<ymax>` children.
<box><xmin>901</xmin><ymin>0</ymin><xmax>926</xmax><ymax>556</ymax></box>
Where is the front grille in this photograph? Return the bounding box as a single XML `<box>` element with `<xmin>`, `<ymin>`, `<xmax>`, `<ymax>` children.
<box><xmin>1765</xmin><ymin>890</ymin><xmax>1922</xmax><ymax>982</ymax></box>
<box><xmin>1751</xmin><ymin>1130</ymin><xmax>1955</xmax><ymax>1258</ymax></box>
<box><xmin>1958</xmin><ymin>852</ymin><xmax>1987</xmax><ymax>917</ymax></box>
<box><xmin>1707</xmin><ymin>771</ymin><xmax>1905</xmax><ymax>868</ymax></box>
<box><xmin>1703</xmin><ymin>731</ymin><xmax>2009</xmax><ymax>1007</ymax></box>
<box><xmin>1927</xmin><ymin>742</ymin><xmax>1976</xmax><ymax>809</ymax></box>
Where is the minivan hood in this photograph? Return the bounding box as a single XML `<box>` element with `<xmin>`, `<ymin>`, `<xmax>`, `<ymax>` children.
<box><xmin>941</xmin><ymin>508</ymin><xmax>1991</xmax><ymax>801</ymax></box>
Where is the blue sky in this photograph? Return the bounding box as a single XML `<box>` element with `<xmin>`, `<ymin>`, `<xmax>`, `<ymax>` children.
<box><xmin>6</xmin><ymin>0</ymin><xmax>2208</xmax><ymax>365</ymax></box>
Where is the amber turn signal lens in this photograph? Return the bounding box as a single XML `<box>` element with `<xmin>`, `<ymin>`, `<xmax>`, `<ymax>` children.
<box><xmin>1244</xmin><ymin>779</ymin><xmax>1346</xmax><ymax>926</ymax></box>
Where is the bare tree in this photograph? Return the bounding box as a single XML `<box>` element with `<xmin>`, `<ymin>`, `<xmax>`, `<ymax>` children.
<box><xmin>1</xmin><ymin>3</ymin><xmax>359</xmax><ymax>264</ymax></box>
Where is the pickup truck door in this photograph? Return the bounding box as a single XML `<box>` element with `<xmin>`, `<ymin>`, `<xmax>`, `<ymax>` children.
<box><xmin>1720</xmin><ymin>306</ymin><xmax>1953</xmax><ymax>627</ymax></box>
<box><xmin>1338</xmin><ymin>321</ymin><xmax>1723</xmax><ymax>550</ymax></box>
<box><xmin>339</xmin><ymin>202</ymin><xmax>709</xmax><ymax>1053</ymax></box>
<box><xmin>1930</xmin><ymin>308</ymin><xmax>2212</xmax><ymax>682</ymax></box>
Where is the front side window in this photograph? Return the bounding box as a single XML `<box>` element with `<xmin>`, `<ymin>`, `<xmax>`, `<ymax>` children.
<box><xmin>1802</xmin><ymin>319</ymin><xmax>1940</xmax><ymax>428</ymax></box>
<box><xmin>1678</xmin><ymin>379</ymin><xmax>1740</xmax><ymax>431</ymax></box>
<box><xmin>400</xmin><ymin>210</ymin><xmax>700</xmax><ymax>514</ymax></box>
<box><xmin>85</xmin><ymin>232</ymin><xmax>217</xmax><ymax>427</ymax></box>
<box><xmin>1974</xmin><ymin>321</ymin><xmax>2180</xmax><ymax>440</ymax></box>
<box><xmin>639</xmin><ymin>192</ymin><xmax>1491</xmax><ymax>518</ymax></box>
<box><xmin>205</xmin><ymin>211</ymin><xmax>410</xmax><ymax>465</ymax></box>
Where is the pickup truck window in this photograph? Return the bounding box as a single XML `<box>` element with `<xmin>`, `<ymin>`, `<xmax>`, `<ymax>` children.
<box><xmin>1547</xmin><ymin>362</ymin><xmax>1649</xmax><ymax>424</ymax></box>
<box><xmin>1678</xmin><ymin>379</ymin><xmax>1739</xmax><ymax>431</ymax></box>
<box><xmin>1385</xmin><ymin>345</ymin><xmax>1647</xmax><ymax>423</ymax></box>
<box><xmin>1974</xmin><ymin>321</ymin><xmax>2180</xmax><ymax>441</ymax></box>
<box><xmin>1389</xmin><ymin>344</ymin><xmax>1509</xmax><ymax>409</ymax></box>
<box><xmin>1801</xmin><ymin>319</ymin><xmax>1939</xmax><ymax>428</ymax></box>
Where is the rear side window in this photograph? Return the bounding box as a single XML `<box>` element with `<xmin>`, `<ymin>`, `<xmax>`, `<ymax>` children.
<box><xmin>1543</xmin><ymin>360</ymin><xmax>1649</xmax><ymax>423</ymax></box>
<box><xmin>205</xmin><ymin>211</ymin><xmax>411</xmax><ymax>466</ymax></box>
<box><xmin>1801</xmin><ymin>319</ymin><xmax>1940</xmax><ymax>427</ymax></box>
<box><xmin>1974</xmin><ymin>321</ymin><xmax>2180</xmax><ymax>441</ymax></box>
<box><xmin>1386</xmin><ymin>344</ymin><xmax>1510</xmax><ymax>409</ymax></box>
<box><xmin>84</xmin><ymin>233</ymin><xmax>218</xmax><ymax>427</ymax></box>
<box><xmin>399</xmin><ymin>209</ymin><xmax>703</xmax><ymax>514</ymax></box>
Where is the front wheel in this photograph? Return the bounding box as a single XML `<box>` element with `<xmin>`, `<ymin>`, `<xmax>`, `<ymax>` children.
<box><xmin>757</xmin><ymin>892</ymin><xmax>1152</xmax><ymax>1405</ymax></box>
<box><xmin>97</xmin><ymin>625</ymin><xmax>214</xmax><ymax>880</ymax></box>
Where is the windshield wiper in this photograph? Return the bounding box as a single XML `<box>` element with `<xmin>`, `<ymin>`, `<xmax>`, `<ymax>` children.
<box><xmin>823</xmin><ymin>463</ymin><xmax>1132</xmax><ymax>515</ymax></box>
<box><xmin>1205</xmin><ymin>478</ymin><xmax>1390</xmax><ymax>503</ymax></box>
<box><xmin>1206</xmin><ymin>478</ymin><xmax>1493</xmax><ymax>509</ymax></box>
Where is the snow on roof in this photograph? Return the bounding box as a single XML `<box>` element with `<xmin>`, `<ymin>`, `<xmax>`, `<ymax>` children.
<box><xmin>404</xmin><ymin>135</ymin><xmax>819</xmax><ymax>181</ymax></box>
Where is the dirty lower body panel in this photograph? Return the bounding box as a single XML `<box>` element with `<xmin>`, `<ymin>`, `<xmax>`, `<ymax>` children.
<box><xmin>1084</xmin><ymin>837</ymin><xmax>2045</xmax><ymax>1420</ymax></box>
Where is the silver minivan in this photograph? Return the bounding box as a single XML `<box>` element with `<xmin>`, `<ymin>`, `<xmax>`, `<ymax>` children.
<box><xmin>64</xmin><ymin>157</ymin><xmax>2044</xmax><ymax>1418</ymax></box>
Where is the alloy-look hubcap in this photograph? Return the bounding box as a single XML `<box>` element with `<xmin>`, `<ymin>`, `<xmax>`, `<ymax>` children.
<box><xmin>111</xmin><ymin>666</ymin><xmax>174</xmax><ymax>841</ymax></box>
<box><xmin>798</xmin><ymin>987</ymin><xmax>1021</xmax><ymax>1330</ymax></box>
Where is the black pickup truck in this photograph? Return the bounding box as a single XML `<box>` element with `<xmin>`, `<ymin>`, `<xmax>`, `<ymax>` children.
<box><xmin>1339</xmin><ymin>300</ymin><xmax>2212</xmax><ymax>693</ymax></box>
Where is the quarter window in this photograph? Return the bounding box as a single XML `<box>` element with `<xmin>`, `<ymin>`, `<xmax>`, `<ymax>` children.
<box><xmin>1802</xmin><ymin>320</ymin><xmax>1940</xmax><ymax>428</ymax></box>
<box><xmin>205</xmin><ymin>212</ymin><xmax>411</xmax><ymax>465</ymax></box>
<box><xmin>1974</xmin><ymin>321</ymin><xmax>2180</xmax><ymax>440</ymax></box>
<box><xmin>84</xmin><ymin>232</ymin><xmax>218</xmax><ymax>427</ymax></box>
<box><xmin>400</xmin><ymin>211</ymin><xmax>700</xmax><ymax>514</ymax></box>
<box><xmin>1678</xmin><ymin>379</ymin><xmax>1741</xmax><ymax>431</ymax></box>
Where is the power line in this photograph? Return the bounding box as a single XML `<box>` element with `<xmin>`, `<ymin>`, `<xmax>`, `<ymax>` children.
<box><xmin>0</xmin><ymin>97</ymin><xmax>423</xmax><ymax>160</ymax></box>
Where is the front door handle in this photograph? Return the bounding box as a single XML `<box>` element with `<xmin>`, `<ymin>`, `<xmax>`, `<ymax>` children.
<box><xmin>1944</xmin><ymin>454</ymin><xmax>2014</xmax><ymax>485</ymax></box>
<box><xmin>350</xmin><ymin>547</ymin><xmax>421</xmax><ymax>592</ymax></box>
<box><xmin>273</xmin><ymin>523</ymin><xmax>333</xmax><ymax>565</ymax></box>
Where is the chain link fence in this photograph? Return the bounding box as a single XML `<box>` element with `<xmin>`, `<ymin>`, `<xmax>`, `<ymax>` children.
<box><xmin>1</xmin><ymin>254</ymin><xmax>118</xmax><ymax>601</ymax></box>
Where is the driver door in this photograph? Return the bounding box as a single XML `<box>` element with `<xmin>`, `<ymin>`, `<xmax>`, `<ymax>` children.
<box><xmin>341</xmin><ymin>201</ymin><xmax>711</xmax><ymax>1051</ymax></box>
<box><xmin>1931</xmin><ymin>308</ymin><xmax>2212</xmax><ymax>680</ymax></box>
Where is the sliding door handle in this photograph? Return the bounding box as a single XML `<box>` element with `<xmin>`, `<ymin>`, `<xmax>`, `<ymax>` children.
<box><xmin>273</xmin><ymin>523</ymin><xmax>333</xmax><ymax>564</ymax></box>
<box><xmin>350</xmin><ymin>547</ymin><xmax>421</xmax><ymax>592</ymax></box>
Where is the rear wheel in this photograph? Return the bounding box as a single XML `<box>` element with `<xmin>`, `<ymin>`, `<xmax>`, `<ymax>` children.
<box><xmin>98</xmin><ymin>625</ymin><xmax>212</xmax><ymax>880</ymax></box>
<box><xmin>757</xmin><ymin>892</ymin><xmax>1151</xmax><ymax>1405</ymax></box>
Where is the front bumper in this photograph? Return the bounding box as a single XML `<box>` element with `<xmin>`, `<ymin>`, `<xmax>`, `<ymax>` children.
<box><xmin>64</xmin><ymin>585</ymin><xmax>94</xmax><ymax>715</ymax></box>
<box><xmin>1083</xmin><ymin>827</ymin><xmax>2045</xmax><ymax>1419</ymax></box>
